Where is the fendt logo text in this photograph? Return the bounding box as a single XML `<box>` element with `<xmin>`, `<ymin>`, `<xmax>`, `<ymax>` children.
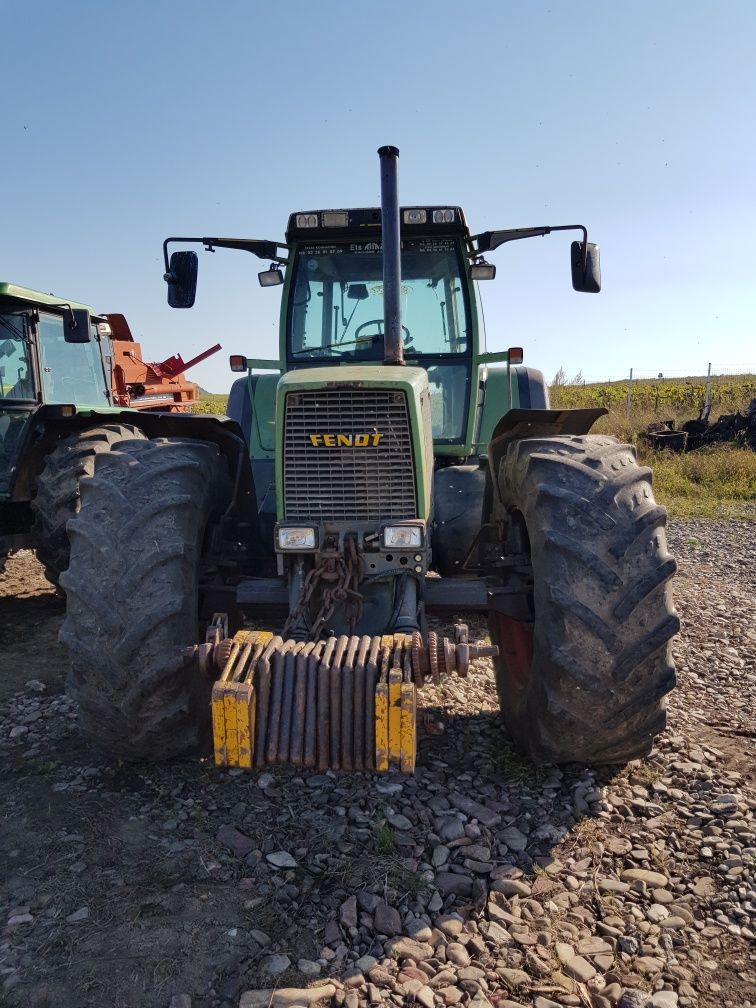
<box><xmin>308</xmin><ymin>433</ymin><xmax>384</xmax><ymax>447</ymax></box>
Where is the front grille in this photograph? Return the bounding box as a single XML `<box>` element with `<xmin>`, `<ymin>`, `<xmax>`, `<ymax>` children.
<box><xmin>283</xmin><ymin>388</ymin><xmax>417</xmax><ymax>522</ymax></box>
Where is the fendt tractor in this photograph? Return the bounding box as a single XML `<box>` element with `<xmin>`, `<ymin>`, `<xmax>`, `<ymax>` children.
<box><xmin>59</xmin><ymin>147</ymin><xmax>679</xmax><ymax>774</ymax></box>
<box><xmin>0</xmin><ymin>286</ymin><xmax>222</xmax><ymax>585</ymax></box>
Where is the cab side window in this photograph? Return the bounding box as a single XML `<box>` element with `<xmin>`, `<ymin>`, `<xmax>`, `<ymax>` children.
<box><xmin>38</xmin><ymin>313</ymin><xmax>108</xmax><ymax>405</ymax></box>
<box><xmin>0</xmin><ymin>315</ymin><xmax>33</xmax><ymax>400</ymax></box>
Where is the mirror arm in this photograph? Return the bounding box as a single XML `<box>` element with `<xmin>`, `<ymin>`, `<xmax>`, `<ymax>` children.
<box><xmin>162</xmin><ymin>236</ymin><xmax>289</xmax><ymax>274</ymax></box>
<box><xmin>52</xmin><ymin>303</ymin><xmax>78</xmax><ymax>330</ymax></box>
<box><xmin>471</xmin><ymin>224</ymin><xmax>589</xmax><ymax>256</ymax></box>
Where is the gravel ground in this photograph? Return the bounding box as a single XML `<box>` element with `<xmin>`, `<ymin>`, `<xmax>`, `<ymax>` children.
<box><xmin>0</xmin><ymin>519</ymin><xmax>754</xmax><ymax>1008</ymax></box>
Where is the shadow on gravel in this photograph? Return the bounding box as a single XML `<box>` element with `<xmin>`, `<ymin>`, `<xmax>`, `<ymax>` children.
<box><xmin>0</xmin><ymin>589</ymin><xmax>65</xmax><ymax>634</ymax></box>
<box><xmin>0</xmin><ymin>699</ymin><xmax>623</xmax><ymax>1008</ymax></box>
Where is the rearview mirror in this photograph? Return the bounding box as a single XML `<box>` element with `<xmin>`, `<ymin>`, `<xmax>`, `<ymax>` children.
<box><xmin>63</xmin><ymin>308</ymin><xmax>92</xmax><ymax>343</ymax></box>
<box><xmin>166</xmin><ymin>250</ymin><xmax>199</xmax><ymax>308</ymax></box>
<box><xmin>347</xmin><ymin>283</ymin><xmax>369</xmax><ymax>300</ymax></box>
<box><xmin>571</xmin><ymin>241</ymin><xmax>601</xmax><ymax>293</ymax></box>
<box><xmin>470</xmin><ymin>262</ymin><xmax>496</xmax><ymax>281</ymax></box>
<box><xmin>258</xmin><ymin>267</ymin><xmax>284</xmax><ymax>288</ymax></box>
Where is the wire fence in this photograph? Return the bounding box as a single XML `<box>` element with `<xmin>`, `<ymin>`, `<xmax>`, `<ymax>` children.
<box><xmin>558</xmin><ymin>366</ymin><xmax>756</xmax><ymax>383</ymax></box>
<box><xmin>549</xmin><ymin>365</ymin><xmax>756</xmax><ymax>418</ymax></box>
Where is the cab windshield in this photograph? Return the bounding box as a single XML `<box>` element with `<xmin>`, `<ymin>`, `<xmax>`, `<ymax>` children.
<box><xmin>286</xmin><ymin>237</ymin><xmax>472</xmax><ymax>443</ymax></box>
<box><xmin>287</xmin><ymin>238</ymin><xmax>471</xmax><ymax>360</ymax></box>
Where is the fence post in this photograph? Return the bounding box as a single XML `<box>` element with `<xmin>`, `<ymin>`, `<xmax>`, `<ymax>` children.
<box><xmin>626</xmin><ymin>368</ymin><xmax>633</xmax><ymax>419</ymax></box>
<box><xmin>703</xmin><ymin>362</ymin><xmax>712</xmax><ymax>418</ymax></box>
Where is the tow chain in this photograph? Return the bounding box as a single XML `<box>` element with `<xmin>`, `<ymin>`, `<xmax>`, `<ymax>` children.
<box><xmin>282</xmin><ymin>535</ymin><xmax>364</xmax><ymax>640</ymax></box>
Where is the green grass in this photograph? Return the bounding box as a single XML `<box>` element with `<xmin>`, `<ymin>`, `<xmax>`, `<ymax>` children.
<box><xmin>373</xmin><ymin>819</ymin><xmax>396</xmax><ymax>856</ymax></box>
<box><xmin>494</xmin><ymin>742</ymin><xmax>545</xmax><ymax>785</ymax></box>
<box><xmin>641</xmin><ymin>444</ymin><xmax>756</xmax><ymax>520</ymax></box>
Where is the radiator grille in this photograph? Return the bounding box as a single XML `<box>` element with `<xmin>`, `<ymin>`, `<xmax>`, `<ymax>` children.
<box><xmin>283</xmin><ymin>388</ymin><xmax>417</xmax><ymax>522</ymax></box>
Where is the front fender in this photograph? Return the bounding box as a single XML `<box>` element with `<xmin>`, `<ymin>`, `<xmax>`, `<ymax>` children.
<box><xmin>483</xmin><ymin>407</ymin><xmax>608</xmax><ymax>523</ymax></box>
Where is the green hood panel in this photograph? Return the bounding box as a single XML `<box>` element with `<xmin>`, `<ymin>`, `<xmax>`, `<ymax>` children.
<box><xmin>275</xmin><ymin>366</ymin><xmax>434</xmax><ymax>521</ymax></box>
<box><xmin>278</xmin><ymin>365</ymin><xmax>429</xmax><ymax>395</ymax></box>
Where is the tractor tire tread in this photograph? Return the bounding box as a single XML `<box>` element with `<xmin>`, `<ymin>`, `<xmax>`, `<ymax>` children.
<box><xmin>489</xmin><ymin>433</ymin><xmax>678</xmax><ymax>764</ymax></box>
<box><xmin>59</xmin><ymin>438</ymin><xmax>223</xmax><ymax>761</ymax></box>
<box><xmin>31</xmin><ymin>424</ymin><xmax>147</xmax><ymax>585</ymax></box>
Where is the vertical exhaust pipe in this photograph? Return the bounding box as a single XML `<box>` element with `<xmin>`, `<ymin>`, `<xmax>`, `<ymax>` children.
<box><xmin>378</xmin><ymin>145</ymin><xmax>404</xmax><ymax>366</ymax></box>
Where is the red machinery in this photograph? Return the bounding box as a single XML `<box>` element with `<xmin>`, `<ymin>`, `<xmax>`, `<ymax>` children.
<box><xmin>106</xmin><ymin>313</ymin><xmax>221</xmax><ymax>412</ymax></box>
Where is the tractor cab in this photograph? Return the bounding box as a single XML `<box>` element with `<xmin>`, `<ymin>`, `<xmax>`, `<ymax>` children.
<box><xmin>283</xmin><ymin>208</ymin><xmax>474</xmax><ymax>446</ymax></box>
<box><xmin>0</xmin><ymin>283</ymin><xmax>113</xmax><ymax>496</ymax></box>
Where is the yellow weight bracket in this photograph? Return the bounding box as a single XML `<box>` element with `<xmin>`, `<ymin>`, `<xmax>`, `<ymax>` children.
<box><xmin>212</xmin><ymin>682</ymin><xmax>229</xmax><ymax>766</ymax></box>
<box><xmin>374</xmin><ymin>679</ymin><xmax>389</xmax><ymax>772</ymax></box>
<box><xmin>388</xmin><ymin>669</ymin><xmax>403</xmax><ymax>766</ymax></box>
<box><xmin>234</xmin><ymin>682</ymin><xmax>256</xmax><ymax>769</ymax></box>
<box><xmin>223</xmin><ymin>688</ymin><xmax>240</xmax><ymax>766</ymax></box>
<box><xmin>400</xmin><ymin>680</ymin><xmax>417</xmax><ymax>774</ymax></box>
<box><xmin>212</xmin><ymin>630</ymin><xmax>271</xmax><ymax>768</ymax></box>
<box><xmin>374</xmin><ymin>668</ymin><xmax>417</xmax><ymax>774</ymax></box>
<box><xmin>212</xmin><ymin>680</ymin><xmax>257</xmax><ymax>769</ymax></box>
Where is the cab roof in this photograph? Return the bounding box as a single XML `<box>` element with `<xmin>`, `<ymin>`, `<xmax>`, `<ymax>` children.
<box><xmin>286</xmin><ymin>206</ymin><xmax>469</xmax><ymax>243</ymax></box>
<box><xmin>0</xmin><ymin>282</ymin><xmax>93</xmax><ymax>313</ymax></box>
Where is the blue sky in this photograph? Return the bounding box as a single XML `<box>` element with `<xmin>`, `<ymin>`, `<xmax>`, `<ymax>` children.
<box><xmin>3</xmin><ymin>0</ymin><xmax>755</xmax><ymax>391</ymax></box>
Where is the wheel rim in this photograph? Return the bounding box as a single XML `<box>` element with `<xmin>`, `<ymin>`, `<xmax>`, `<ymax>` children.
<box><xmin>494</xmin><ymin>613</ymin><xmax>534</xmax><ymax>693</ymax></box>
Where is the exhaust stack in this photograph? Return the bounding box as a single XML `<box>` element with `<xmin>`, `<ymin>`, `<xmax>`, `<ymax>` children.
<box><xmin>378</xmin><ymin>145</ymin><xmax>404</xmax><ymax>366</ymax></box>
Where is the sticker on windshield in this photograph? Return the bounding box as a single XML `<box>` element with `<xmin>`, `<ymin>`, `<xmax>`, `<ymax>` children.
<box><xmin>300</xmin><ymin>245</ymin><xmax>343</xmax><ymax>256</ymax></box>
<box><xmin>350</xmin><ymin>242</ymin><xmax>383</xmax><ymax>254</ymax></box>
<box><xmin>369</xmin><ymin>284</ymin><xmax>411</xmax><ymax>296</ymax></box>
<box><xmin>416</xmin><ymin>239</ymin><xmax>456</xmax><ymax>253</ymax></box>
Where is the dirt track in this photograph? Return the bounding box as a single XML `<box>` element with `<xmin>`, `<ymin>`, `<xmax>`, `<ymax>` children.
<box><xmin>0</xmin><ymin>522</ymin><xmax>754</xmax><ymax>1008</ymax></box>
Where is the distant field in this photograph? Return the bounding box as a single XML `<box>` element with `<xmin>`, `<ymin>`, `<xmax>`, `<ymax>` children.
<box><xmin>194</xmin><ymin>393</ymin><xmax>228</xmax><ymax>416</ymax></box>
<box><xmin>195</xmin><ymin>373</ymin><xmax>756</xmax><ymax>521</ymax></box>
<box><xmin>550</xmin><ymin>372</ymin><xmax>755</xmax><ymax>414</ymax></box>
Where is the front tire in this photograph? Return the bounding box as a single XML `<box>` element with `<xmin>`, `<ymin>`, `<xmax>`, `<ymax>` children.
<box><xmin>59</xmin><ymin>438</ymin><xmax>224</xmax><ymax>760</ymax></box>
<box><xmin>488</xmin><ymin>434</ymin><xmax>679</xmax><ymax>765</ymax></box>
<box><xmin>31</xmin><ymin>424</ymin><xmax>147</xmax><ymax>586</ymax></box>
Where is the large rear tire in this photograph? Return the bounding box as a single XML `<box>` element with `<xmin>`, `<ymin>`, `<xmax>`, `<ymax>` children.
<box><xmin>59</xmin><ymin>438</ymin><xmax>224</xmax><ymax>760</ymax></box>
<box><xmin>31</xmin><ymin>424</ymin><xmax>147</xmax><ymax>586</ymax></box>
<box><xmin>488</xmin><ymin>434</ymin><xmax>679</xmax><ymax>765</ymax></box>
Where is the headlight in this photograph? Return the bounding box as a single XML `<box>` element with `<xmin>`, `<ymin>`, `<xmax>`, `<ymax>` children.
<box><xmin>322</xmin><ymin>211</ymin><xmax>349</xmax><ymax>227</ymax></box>
<box><xmin>277</xmin><ymin>526</ymin><xmax>316</xmax><ymax>550</ymax></box>
<box><xmin>403</xmin><ymin>208</ymin><xmax>427</xmax><ymax>225</ymax></box>
<box><xmin>295</xmin><ymin>213</ymin><xmax>319</xmax><ymax>228</ymax></box>
<box><xmin>432</xmin><ymin>208</ymin><xmax>455</xmax><ymax>224</ymax></box>
<box><xmin>383</xmin><ymin>525</ymin><xmax>423</xmax><ymax>549</ymax></box>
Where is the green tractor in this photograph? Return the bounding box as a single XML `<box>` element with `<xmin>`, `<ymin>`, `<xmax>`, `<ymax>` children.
<box><xmin>59</xmin><ymin>147</ymin><xmax>678</xmax><ymax>770</ymax></box>
<box><xmin>0</xmin><ymin>284</ymin><xmax>234</xmax><ymax>586</ymax></box>
<box><xmin>0</xmin><ymin>284</ymin><xmax>150</xmax><ymax>583</ymax></box>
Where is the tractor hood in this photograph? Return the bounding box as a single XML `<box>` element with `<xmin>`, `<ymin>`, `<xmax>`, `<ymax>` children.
<box><xmin>274</xmin><ymin>365</ymin><xmax>434</xmax><ymax>523</ymax></box>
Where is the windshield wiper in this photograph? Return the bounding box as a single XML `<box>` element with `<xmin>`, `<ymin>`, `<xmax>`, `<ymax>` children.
<box><xmin>0</xmin><ymin>316</ymin><xmax>24</xmax><ymax>340</ymax></box>
<box><xmin>291</xmin><ymin>335</ymin><xmax>378</xmax><ymax>356</ymax></box>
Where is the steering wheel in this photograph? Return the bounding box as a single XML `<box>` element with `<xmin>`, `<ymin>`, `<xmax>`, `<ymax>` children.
<box><xmin>354</xmin><ymin>319</ymin><xmax>411</xmax><ymax>343</ymax></box>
